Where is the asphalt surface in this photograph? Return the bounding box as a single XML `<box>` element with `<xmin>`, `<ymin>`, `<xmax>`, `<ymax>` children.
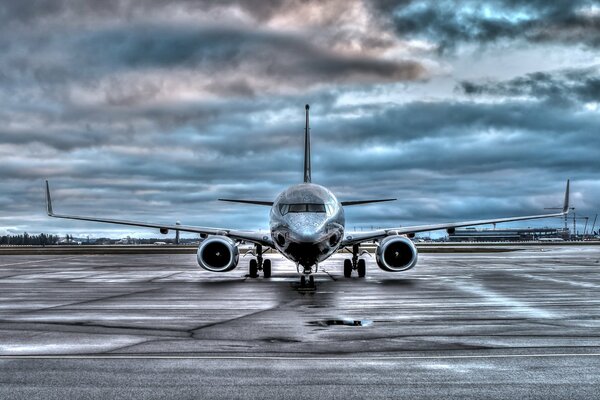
<box><xmin>1</xmin><ymin>246</ymin><xmax>600</xmax><ymax>398</ymax></box>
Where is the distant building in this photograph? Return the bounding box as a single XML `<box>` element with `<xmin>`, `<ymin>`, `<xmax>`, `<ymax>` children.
<box><xmin>448</xmin><ymin>227</ymin><xmax>569</xmax><ymax>242</ymax></box>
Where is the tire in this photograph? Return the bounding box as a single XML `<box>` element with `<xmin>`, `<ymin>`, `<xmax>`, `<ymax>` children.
<box><xmin>263</xmin><ymin>259</ymin><xmax>272</xmax><ymax>278</ymax></box>
<box><xmin>249</xmin><ymin>259</ymin><xmax>258</xmax><ymax>278</ymax></box>
<box><xmin>344</xmin><ymin>259</ymin><xmax>352</xmax><ymax>278</ymax></box>
<box><xmin>308</xmin><ymin>275</ymin><xmax>315</xmax><ymax>286</ymax></box>
<box><xmin>357</xmin><ymin>259</ymin><xmax>366</xmax><ymax>278</ymax></box>
<box><xmin>300</xmin><ymin>275</ymin><xmax>306</xmax><ymax>286</ymax></box>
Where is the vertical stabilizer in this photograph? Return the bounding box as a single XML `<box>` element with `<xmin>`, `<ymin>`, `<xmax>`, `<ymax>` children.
<box><xmin>303</xmin><ymin>104</ymin><xmax>311</xmax><ymax>183</ymax></box>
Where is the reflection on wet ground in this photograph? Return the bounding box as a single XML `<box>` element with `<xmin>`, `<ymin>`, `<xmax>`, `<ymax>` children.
<box><xmin>1</xmin><ymin>247</ymin><xmax>600</xmax><ymax>398</ymax></box>
<box><xmin>0</xmin><ymin>247</ymin><xmax>600</xmax><ymax>356</ymax></box>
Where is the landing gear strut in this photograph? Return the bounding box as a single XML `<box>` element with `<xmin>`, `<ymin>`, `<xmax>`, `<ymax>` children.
<box><xmin>299</xmin><ymin>274</ymin><xmax>315</xmax><ymax>288</ymax></box>
<box><xmin>248</xmin><ymin>244</ymin><xmax>271</xmax><ymax>278</ymax></box>
<box><xmin>344</xmin><ymin>244</ymin><xmax>367</xmax><ymax>278</ymax></box>
<box><xmin>297</xmin><ymin>265</ymin><xmax>316</xmax><ymax>288</ymax></box>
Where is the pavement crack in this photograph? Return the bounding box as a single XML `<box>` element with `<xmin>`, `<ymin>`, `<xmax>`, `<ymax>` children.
<box><xmin>20</xmin><ymin>287</ymin><xmax>162</xmax><ymax>314</ymax></box>
<box><xmin>188</xmin><ymin>299</ymin><xmax>301</xmax><ymax>336</ymax></box>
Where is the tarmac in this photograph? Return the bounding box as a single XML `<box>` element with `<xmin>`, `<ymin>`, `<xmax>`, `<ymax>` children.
<box><xmin>1</xmin><ymin>245</ymin><xmax>600</xmax><ymax>399</ymax></box>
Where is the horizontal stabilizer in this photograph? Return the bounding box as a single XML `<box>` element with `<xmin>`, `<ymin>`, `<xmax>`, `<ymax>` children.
<box><xmin>341</xmin><ymin>199</ymin><xmax>396</xmax><ymax>206</ymax></box>
<box><xmin>218</xmin><ymin>199</ymin><xmax>274</xmax><ymax>206</ymax></box>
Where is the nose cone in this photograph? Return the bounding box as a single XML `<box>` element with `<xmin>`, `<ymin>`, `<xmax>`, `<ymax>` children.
<box><xmin>286</xmin><ymin>213</ymin><xmax>327</xmax><ymax>242</ymax></box>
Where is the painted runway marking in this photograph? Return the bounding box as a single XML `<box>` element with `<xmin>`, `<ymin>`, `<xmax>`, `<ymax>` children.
<box><xmin>1</xmin><ymin>353</ymin><xmax>600</xmax><ymax>360</ymax></box>
<box><xmin>522</xmin><ymin>273</ymin><xmax>600</xmax><ymax>289</ymax></box>
<box><xmin>450</xmin><ymin>280</ymin><xmax>556</xmax><ymax>319</ymax></box>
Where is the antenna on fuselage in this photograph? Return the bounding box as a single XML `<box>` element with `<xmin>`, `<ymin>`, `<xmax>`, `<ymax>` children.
<box><xmin>303</xmin><ymin>104</ymin><xmax>311</xmax><ymax>183</ymax></box>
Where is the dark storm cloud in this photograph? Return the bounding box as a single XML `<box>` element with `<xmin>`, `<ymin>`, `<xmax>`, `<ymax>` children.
<box><xmin>459</xmin><ymin>66</ymin><xmax>600</xmax><ymax>105</ymax></box>
<box><xmin>75</xmin><ymin>25</ymin><xmax>425</xmax><ymax>84</ymax></box>
<box><xmin>369</xmin><ymin>0</ymin><xmax>600</xmax><ymax>51</ymax></box>
<box><xmin>0</xmin><ymin>0</ymin><xmax>330</xmax><ymax>24</ymax></box>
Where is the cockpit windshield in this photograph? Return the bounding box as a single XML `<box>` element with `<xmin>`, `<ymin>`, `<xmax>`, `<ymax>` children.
<box><xmin>280</xmin><ymin>203</ymin><xmax>327</xmax><ymax>215</ymax></box>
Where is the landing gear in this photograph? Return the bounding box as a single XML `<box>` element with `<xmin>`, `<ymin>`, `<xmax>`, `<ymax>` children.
<box><xmin>249</xmin><ymin>259</ymin><xmax>258</xmax><ymax>278</ymax></box>
<box><xmin>357</xmin><ymin>259</ymin><xmax>366</xmax><ymax>278</ymax></box>
<box><xmin>344</xmin><ymin>244</ymin><xmax>367</xmax><ymax>278</ymax></box>
<box><xmin>344</xmin><ymin>259</ymin><xmax>352</xmax><ymax>278</ymax></box>
<box><xmin>296</xmin><ymin>264</ymin><xmax>316</xmax><ymax>289</ymax></box>
<box><xmin>248</xmin><ymin>244</ymin><xmax>271</xmax><ymax>278</ymax></box>
<box><xmin>299</xmin><ymin>274</ymin><xmax>315</xmax><ymax>288</ymax></box>
<box><xmin>263</xmin><ymin>259</ymin><xmax>272</xmax><ymax>278</ymax></box>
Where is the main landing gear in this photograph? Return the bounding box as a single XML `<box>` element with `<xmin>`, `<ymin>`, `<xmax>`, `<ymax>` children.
<box><xmin>248</xmin><ymin>244</ymin><xmax>271</xmax><ymax>278</ymax></box>
<box><xmin>344</xmin><ymin>244</ymin><xmax>366</xmax><ymax>278</ymax></box>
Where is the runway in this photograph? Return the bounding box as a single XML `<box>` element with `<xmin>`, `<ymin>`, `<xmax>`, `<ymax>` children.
<box><xmin>1</xmin><ymin>246</ymin><xmax>600</xmax><ymax>398</ymax></box>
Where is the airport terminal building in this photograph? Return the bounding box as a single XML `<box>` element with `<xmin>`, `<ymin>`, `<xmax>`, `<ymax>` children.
<box><xmin>448</xmin><ymin>227</ymin><xmax>569</xmax><ymax>242</ymax></box>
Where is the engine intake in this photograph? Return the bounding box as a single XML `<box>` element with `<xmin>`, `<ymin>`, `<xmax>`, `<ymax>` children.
<box><xmin>376</xmin><ymin>236</ymin><xmax>418</xmax><ymax>272</ymax></box>
<box><xmin>196</xmin><ymin>236</ymin><xmax>239</xmax><ymax>272</ymax></box>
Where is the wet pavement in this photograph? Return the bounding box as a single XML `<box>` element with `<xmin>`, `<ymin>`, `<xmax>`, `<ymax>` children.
<box><xmin>1</xmin><ymin>246</ymin><xmax>600</xmax><ymax>398</ymax></box>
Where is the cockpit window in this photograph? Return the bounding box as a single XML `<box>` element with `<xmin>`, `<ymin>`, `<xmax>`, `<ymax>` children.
<box><xmin>279</xmin><ymin>203</ymin><xmax>327</xmax><ymax>215</ymax></box>
<box><xmin>307</xmin><ymin>204</ymin><xmax>326</xmax><ymax>213</ymax></box>
<box><xmin>288</xmin><ymin>204</ymin><xmax>307</xmax><ymax>213</ymax></box>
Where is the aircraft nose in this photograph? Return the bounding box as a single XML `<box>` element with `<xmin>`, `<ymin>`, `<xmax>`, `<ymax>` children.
<box><xmin>286</xmin><ymin>214</ymin><xmax>327</xmax><ymax>242</ymax></box>
<box><xmin>295</xmin><ymin>226</ymin><xmax>325</xmax><ymax>242</ymax></box>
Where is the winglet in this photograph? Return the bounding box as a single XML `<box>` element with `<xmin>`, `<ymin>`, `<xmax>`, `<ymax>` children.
<box><xmin>45</xmin><ymin>180</ymin><xmax>54</xmax><ymax>216</ymax></box>
<box><xmin>563</xmin><ymin>179</ymin><xmax>570</xmax><ymax>214</ymax></box>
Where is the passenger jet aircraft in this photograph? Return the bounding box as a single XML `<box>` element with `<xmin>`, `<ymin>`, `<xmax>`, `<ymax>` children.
<box><xmin>45</xmin><ymin>105</ymin><xmax>570</xmax><ymax>286</ymax></box>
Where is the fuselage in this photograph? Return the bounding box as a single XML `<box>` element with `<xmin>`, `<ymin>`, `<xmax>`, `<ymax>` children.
<box><xmin>270</xmin><ymin>183</ymin><xmax>345</xmax><ymax>267</ymax></box>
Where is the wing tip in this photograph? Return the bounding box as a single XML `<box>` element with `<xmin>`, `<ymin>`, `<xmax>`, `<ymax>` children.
<box><xmin>563</xmin><ymin>179</ymin><xmax>570</xmax><ymax>214</ymax></box>
<box><xmin>45</xmin><ymin>180</ymin><xmax>54</xmax><ymax>216</ymax></box>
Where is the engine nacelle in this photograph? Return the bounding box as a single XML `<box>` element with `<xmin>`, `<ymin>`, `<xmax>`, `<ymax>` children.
<box><xmin>376</xmin><ymin>236</ymin><xmax>418</xmax><ymax>272</ymax></box>
<box><xmin>196</xmin><ymin>236</ymin><xmax>239</xmax><ymax>272</ymax></box>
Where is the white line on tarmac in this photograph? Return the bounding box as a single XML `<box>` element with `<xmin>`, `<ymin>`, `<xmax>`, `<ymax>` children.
<box><xmin>449</xmin><ymin>280</ymin><xmax>556</xmax><ymax>319</ymax></box>
<box><xmin>522</xmin><ymin>273</ymin><xmax>600</xmax><ymax>289</ymax></box>
<box><xmin>0</xmin><ymin>353</ymin><xmax>600</xmax><ymax>360</ymax></box>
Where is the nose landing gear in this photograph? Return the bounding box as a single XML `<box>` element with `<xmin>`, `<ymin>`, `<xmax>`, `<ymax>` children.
<box><xmin>344</xmin><ymin>244</ymin><xmax>367</xmax><ymax>278</ymax></box>
<box><xmin>300</xmin><ymin>274</ymin><xmax>315</xmax><ymax>287</ymax></box>
<box><xmin>297</xmin><ymin>264</ymin><xmax>316</xmax><ymax>289</ymax></box>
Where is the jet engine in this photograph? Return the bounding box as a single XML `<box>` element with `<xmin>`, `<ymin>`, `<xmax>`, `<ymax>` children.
<box><xmin>196</xmin><ymin>236</ymin><xmax>239</xmax><ymax>272</ymax></box>
<box><xmin>376</xmin><ymin>236</ymin><xmax>418</xmax><ymax>272</ymax></box>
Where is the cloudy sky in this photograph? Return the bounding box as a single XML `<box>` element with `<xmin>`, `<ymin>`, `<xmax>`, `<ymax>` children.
<box><xmin>1</xmin><ymin>0</ymin><xmax>599</xmax><ymax>238</ymax></box>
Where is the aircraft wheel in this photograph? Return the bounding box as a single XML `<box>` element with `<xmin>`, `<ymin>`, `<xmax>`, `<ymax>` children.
<box><xmin>300</xmin><ymin>275</ymin><xmax>306</xmax><ymax>286</ymax></box>
<box><xmin>249</xmin><ymin>259</ymin><xmax>258</xmax><ymax>278</ymax></box>
<box><xmin>343</xmin><ymin>259</ymin><xmax>352</xmax><ymax>278</ymax></box>
<box><xmin>357</xmin><ymin>259</ymin><xmax>366</xmax><ymax>278</ymax></box>
<box><xmin>263</xmin><ymin>259</ymin><xmax>272</xmax><ymax>278</ymax></box>
<box><xmin>308</xmin><ymin>275</ymin><xmax>315</xmax><ymax>286</ymax></box>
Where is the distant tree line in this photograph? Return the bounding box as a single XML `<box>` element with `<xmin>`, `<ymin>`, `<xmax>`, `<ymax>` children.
<box><xmin>0</xmin><ymin>234</ymin><xmax>199</xmax><ymax>246</ymax></box>
<box><xmin>0</xmin><ymin>233</ymin><xmax>61</xmax><ymax>246</ymax></box>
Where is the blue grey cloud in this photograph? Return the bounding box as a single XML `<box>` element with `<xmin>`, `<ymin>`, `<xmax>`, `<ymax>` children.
<box><xmin>371</xmin><ymin>0</ymin><xmax>600</xmax><ymax>51</ymax></box>
<box><xmin>0</xmin><ymin>0</ymin><xmax>598</xmax><ymax>237</ymax></box>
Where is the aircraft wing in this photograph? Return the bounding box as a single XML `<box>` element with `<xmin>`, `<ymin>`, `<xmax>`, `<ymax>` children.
<box><xmin>45</xmin><ymin>181</ymin><xmax>273</xmax><ymax>247</ymax></box>
<box><xmin>342</xmin><ymin>180</ymin><xmax>570</xmax><ymax>246</ymax></box>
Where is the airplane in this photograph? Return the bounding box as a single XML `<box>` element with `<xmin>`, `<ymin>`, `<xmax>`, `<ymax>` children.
<box><xmin>45</xmin><ymin>104</ymin><xmax>571</xmax><ymax>287</ymax></box>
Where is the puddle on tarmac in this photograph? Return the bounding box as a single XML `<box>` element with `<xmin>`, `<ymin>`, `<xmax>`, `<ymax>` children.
<box><xmin>308</xmin><ymin>319</ymin><xmax>373</xmax><ymax>327</ymax></box>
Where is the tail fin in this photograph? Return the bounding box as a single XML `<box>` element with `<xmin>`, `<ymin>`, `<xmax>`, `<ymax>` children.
<box><xmin>303</xmin><ymin>104</ymin><xmax>311</xmax><ymax>183</ymax></box>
